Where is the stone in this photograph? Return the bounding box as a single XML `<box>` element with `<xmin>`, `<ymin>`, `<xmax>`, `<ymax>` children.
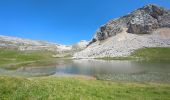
<box><xmin>94</xmin><ymin>20</ymin><xmax>123</xmax><ymax>41</ymax></box>
<box><xmin>127</xmin><ymin>11</ymin><xmax>159</xmax><ymax>34</ymax></box>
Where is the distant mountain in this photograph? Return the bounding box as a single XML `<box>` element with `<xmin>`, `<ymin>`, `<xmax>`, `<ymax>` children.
<box><xmin>0</xmin><ymin>35</ymin><xmax>72</xmax><ymax>52</ymax></box>
<box><xmin>72</xmin><ymin>40</ymin><xmax>89</xmax><ymax>51</ymax></box>
<box><xmin>74</xmin><ymin>4</ymin><xmax>170</xmax><ymax>58</ymax></box>
<box><xmin>0</xmin><ymin>35</ymin><xmax>90</xmax><ymax>54</ymax></box>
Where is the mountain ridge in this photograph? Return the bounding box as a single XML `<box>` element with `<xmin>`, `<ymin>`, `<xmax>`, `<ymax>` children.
<box><xmin>74</xmin><ymin>4</ymin><xmax>170</xmax><ymax>58</ymax></box>
<box><xmin>92</xmin><ymin>4</ymin><xmax>170</xmax><ymax>41</ymax></box>
<box><xmin>0</xmin><ymin>4</ymin><xmax>170</xmax><ymax>58</ymax></box>
<box><xmin>0</xmin><ymin>35</ymin><xmax>89</xmax><ymax>53</ymax></box>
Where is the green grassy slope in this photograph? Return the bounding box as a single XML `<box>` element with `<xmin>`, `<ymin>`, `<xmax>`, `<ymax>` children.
<box><xmin>97</xmin><ymin>47</ymin><xmax>170</xmax><ymax>60</ymax></box>
<box><xmin>0</xmin><ymin>76</ymin><xmax>169</xmax><ymax>100</ymax></box>
<box><xmin>0</xmin><ymin>48</ymin><xmax>57</xmax><ymax>69</ymax></box>
<box><xmin>131</xmin><ymin>47</ymin><xmax>170</xmax><ymax>60</ymax></box>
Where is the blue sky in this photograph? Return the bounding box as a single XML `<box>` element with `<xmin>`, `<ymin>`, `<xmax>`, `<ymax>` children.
<box><xmin>0</xmin><ymin>0</ymin><xmax>170</xmax><ymax>45</ymax></box>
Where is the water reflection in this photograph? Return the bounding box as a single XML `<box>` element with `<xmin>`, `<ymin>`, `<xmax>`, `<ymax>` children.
<box><xmin>0</xmin><ymin>59</ymin><xmax>170</xmax><ymax>82</ymax></box>
<box><xmin>0</xmin><ymin>66</ymin><xmax>57</xmax><ymax>77</ymax></box>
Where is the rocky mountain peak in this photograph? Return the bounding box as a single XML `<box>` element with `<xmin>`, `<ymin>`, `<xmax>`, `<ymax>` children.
<box><xmin>92</xmin><ymin>4</ymin><xmax>170</xmax><ymax>42</ymax></box>
<box><xmin>140</xmin><ymin>4</ymin><xmax>167</xmax><ymax>19</ymax></box>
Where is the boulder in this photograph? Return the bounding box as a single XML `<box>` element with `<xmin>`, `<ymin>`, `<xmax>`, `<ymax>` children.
<box><xmin>127</xmin><ymin>11</ymin><xmax>159</xmax><ymax>34</ymax></box>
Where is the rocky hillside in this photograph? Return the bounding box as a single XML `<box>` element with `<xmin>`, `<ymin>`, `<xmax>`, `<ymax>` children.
<box><xmin>74</xmin><ymin>4</ymin><xmax>170</xmax><ymax>58</ymax></box>
<box><xmin>0</xmin><ymin>35</ymin><xmax>72</xmax><ymax>52</ymax></box>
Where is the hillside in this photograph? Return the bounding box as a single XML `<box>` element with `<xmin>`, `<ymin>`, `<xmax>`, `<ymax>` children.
<box><xmin>74</xmin><ymin>4</ymin><xmax>170</xmax><ymax>58</ymax></box>
<box><xmin>0</xmin><ymin>35</ymin><xmax>72</xmax><ymax>52</ymax></box>
<box><xmin>72</xmin><ymin>40</ymin><xmax>89</xmax><ymax>51</ymax></box>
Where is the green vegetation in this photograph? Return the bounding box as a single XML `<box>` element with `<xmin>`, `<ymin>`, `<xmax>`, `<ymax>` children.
<box><xmin>53</xmin><ymin>53</ymin><xmax>73</xmax><ymax>58</ymax></box>
<box><xmin>97</xmin><ymin>47</ymin><xmax>170</xmax><ymax>60</ymax></box>
<box><xmin>1</xmin><ymin>47</ymin><xmax>170</xmax><ymax>69</ymax></box>
<box><xmin>0</xmin><ymin>76</ymin><xmax>169</xmax><ymax>100</ymax></box>
<box><xmin>0</xmin><ymin>47</ymin><xmax>170</xmax><ymax>99</ymax></box>
<box><xmin>131</xmin><ymin>47</ymin><xmax>170</xmax><ymax>60</ymax></box>
<box><xmin>0</xmin><ymin>48</ymin><xmax>58</xmax><ymax>69</ymax></box>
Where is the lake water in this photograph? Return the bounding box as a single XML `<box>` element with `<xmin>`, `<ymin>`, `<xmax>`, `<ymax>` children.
<box><xmin>0</xmin><ymin>59</ymin><xmax>170</xmax><ymax>83</ymax></box>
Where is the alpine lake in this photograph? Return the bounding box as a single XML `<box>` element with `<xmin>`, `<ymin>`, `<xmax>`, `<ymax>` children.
<box><xmin>0</xmin><ymin>59</ymin><xmax>170</xmax><ymax>83</ymax></box>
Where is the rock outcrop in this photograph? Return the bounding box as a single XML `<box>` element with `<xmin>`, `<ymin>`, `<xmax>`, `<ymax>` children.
<box><xmin>74</xmin><ymin>4</ymin><xmax>170</xmax><ymax>58</ymax></box>
<box><xmin>127</xmin><ymin>11</ymin><xmax>159</xmax><ymax>34</ymax></box>
<box><xmin>93</xmin><ymin>4</ymin><xmax>170</xmax><ymax>41</ymax></box>
<box><xmin>127</xmin><ymin>4</ymin><xmax>170</xmax><ymax>34</ymax></box>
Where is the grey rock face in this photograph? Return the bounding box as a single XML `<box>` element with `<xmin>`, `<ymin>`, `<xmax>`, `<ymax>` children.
<box><xmin>93</xmin><ymin>16</ymin><xmax>130</xmax><ymax>41</ymax></box>
<box><xmin>158</xmin><ymin>13</ymin><xmax>170</xmax><ymax>27</ymax></box>
<box><xmin>142</xmin><ymin>4</ymin><xmax>167</xmax><ymax>19</ymax></box>
<box><xmin>127</xmin><ymin>11</ymin><xmax>159</xmax><ymax>34</ymax></box>
<box><xmin>92</xmin><ymin>4</ymin><xmax>170</xmax><ymax>42</ymax></box>
<box><xmin>95</xmin><ymin>24</ymin><xmax>122</xmax><ymax>40</ymax></box>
